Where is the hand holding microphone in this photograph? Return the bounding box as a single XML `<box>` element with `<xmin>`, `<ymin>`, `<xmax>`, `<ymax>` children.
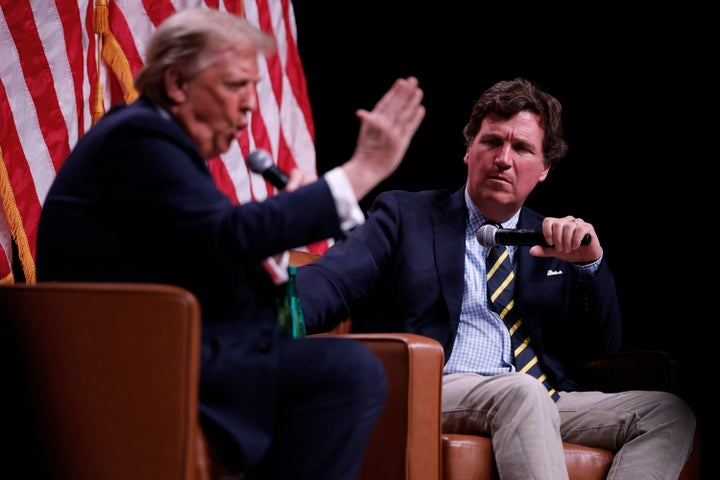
<box><xmin>477</xmin><ymin>217</ymin><xmax>602</xmax><ymax>264</ymax></box>
<box><xmin>476</xmin><ymin>224</ymin><xmax>591</xmax><ymax>248</ymax></box>
<box><xmin>246</xmin><ymin>149</ymin><xmax>290</xmax><ymax>190</ymax></box>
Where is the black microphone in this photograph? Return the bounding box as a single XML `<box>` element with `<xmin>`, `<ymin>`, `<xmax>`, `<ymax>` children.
<box><xmin>245</xmin><ymin>149</ymin><xmax>289</xmax><ymax>190</ymax></box>
<box><xmin>476</xmin><ymin>224</ymin><xmax>591</xmax><ymax>248</ymax></box>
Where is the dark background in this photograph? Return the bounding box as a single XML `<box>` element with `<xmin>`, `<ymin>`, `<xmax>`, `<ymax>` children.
<box><xmin>294</xmin><ymin>2</ymin><xmax>713</xmax><ymax>470</ymax></box>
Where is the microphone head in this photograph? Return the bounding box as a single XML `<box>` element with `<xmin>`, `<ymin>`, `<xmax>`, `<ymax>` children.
<box><xmin>245</xmin><ymin>149</ymin><xmax>273</xmax><ymax>173</ymax></box>
<box><xmin>476</xmin><ymin>224</ymin><xmax>497</xmax><ymax>248</ymax></box>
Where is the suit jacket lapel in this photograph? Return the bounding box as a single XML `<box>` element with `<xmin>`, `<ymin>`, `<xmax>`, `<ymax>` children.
<box><xmin>433</xmin><ymin>188</ymin><xmax>467</xmax><ymax>328</ymax></box>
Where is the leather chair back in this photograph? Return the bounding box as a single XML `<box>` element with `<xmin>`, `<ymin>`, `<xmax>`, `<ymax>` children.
<box><xmin>0</xmin><ymin>282</ymin><xmax>204</xmax><ymax>480</ymax></box>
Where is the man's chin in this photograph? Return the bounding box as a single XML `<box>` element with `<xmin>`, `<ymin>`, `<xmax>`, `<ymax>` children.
<box><xmin>481</xmin><ymin>190</ymin><xmax>518</xmax><ymax>207</ymax></box>
<box><xmin>209</xmin><ymin>139</ymin><xmax>234</xmax><ymax>158</ymax></box>
<box><xmin>483</xmin><ymin>185</ymin><xmax>513</xmax><ymax>198</ymax></box>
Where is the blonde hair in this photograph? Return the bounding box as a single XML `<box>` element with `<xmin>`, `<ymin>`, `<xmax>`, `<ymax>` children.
<box><xmin>134</xmin><ymin>8</ymin><xmax>276</xmax><ymax>105</ymax></box>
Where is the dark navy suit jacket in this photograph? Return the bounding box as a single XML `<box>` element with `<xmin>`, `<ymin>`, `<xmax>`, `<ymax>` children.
<box><xmin>298</xmin><ymin>187</ymin><xmax>623</xmax><ymax>391</ymax></box>
<box><xmin>36</xmin><ymin>97</ymin><xmax>345</xmax><ymax>470</ymax></box>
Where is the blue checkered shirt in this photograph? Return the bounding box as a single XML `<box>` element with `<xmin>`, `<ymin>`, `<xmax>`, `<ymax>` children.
<box><xmin>443</xmin><ymin>189</ymin><xmax>520</xmax><ymax>375</ymax></box>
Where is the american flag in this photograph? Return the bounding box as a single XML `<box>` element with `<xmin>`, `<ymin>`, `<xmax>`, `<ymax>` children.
<box><xmin>0</xmin><ymin>0</ymin><xmax>328</xmax><ymax>285</ymax></box>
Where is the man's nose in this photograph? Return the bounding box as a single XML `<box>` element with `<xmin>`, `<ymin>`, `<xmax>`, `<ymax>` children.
<box><xmin>494</xmin><ymin>145</ymin><xmax>512</xmax><ymax>165</ymax></box>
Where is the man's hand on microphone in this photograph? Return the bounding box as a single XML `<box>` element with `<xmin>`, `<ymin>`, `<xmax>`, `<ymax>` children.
<box><xmin>529</xmin><ymin>216</ymin><xmax>603</xmax><ymax>264</ymax></box>
<box><xmin>284</xmin><ymin>168</ymin><xmax>306</xmax><ymax>192</ymax></box>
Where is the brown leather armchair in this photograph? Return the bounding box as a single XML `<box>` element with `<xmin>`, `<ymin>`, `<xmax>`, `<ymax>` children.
<box><xmin>0</xmin><ymin>281</ymin><xmax>443</xmax><ymax>480</ymax></box>
<box><xmin>1</xmin><ymin>282</ymin><xmax>206</xmax><ymax>480</ymax></box>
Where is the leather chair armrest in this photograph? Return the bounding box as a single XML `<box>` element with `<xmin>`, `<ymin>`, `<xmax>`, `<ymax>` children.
<box><xmin>334</xmin><ymin>333</ymin><xmax>445</xmax><ymax>480</ymax></box>
<box><xmin>576</xmin><ymin>350</ymin><xmax>679</xmax><ymax>393</ymax></box>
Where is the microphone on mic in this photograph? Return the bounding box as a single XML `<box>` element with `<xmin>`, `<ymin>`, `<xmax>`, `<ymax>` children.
<box><xmin>245</xmin><ymin>149</ymin><xmax>289</xmax><ymax>190</ymax></box>
<box><xmin>476</xmin><ymin>224</ymin><xmax>591</xmax><ymax>248</ymax></box>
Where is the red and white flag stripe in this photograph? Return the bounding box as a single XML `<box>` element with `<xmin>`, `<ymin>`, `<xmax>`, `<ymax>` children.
<box><xmin>0</xmin><ymin>0</ymin><xmax>327</xmax><ymax>285</ymax></box>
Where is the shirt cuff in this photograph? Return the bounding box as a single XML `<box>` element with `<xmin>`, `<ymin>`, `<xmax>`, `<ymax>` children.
<box><xmin>324</xmin><ymin>167</ymin><xmax>365</xmax><ymax>232</ymax></box>
<box><xmin>263</xmin><ymin>251</ymin><xmax>289</xmax><ymax>284</ymax></box>
<box><xmin>574</xmin><ymin>254</ymin><xmax>602</xmax><ymax>281</ymax></box>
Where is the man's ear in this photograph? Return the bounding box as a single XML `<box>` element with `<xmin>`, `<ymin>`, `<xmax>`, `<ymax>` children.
<box><xmin>164</xmin><ymin>67</ymin><xmax>186</xmax><ymax>104</ymax></box>
<box><xmin>537</xmin><ymin>162</ymin><xmax>551</xmax><ymax>183</ymax></box>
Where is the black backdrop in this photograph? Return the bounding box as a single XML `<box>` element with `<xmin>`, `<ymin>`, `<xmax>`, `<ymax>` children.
<box><xmin>293</xmin><ymin>3</ymin><xmax>713</xmax><ymax>461</ymax></box>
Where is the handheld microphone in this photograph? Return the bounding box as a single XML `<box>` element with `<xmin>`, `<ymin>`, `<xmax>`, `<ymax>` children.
<box><xmin>245</xmin><ymin>149</ymin><xmax>289</xmax><ymax>190</ymax></box>
<box><xmin>476</xmin><ymin>224</ymin><xmax>591</xmax><ymax>248</ymax></box>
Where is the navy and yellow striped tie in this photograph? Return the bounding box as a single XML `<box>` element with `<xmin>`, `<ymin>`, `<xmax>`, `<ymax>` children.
<box><xmin>485</xmin><ymin>234</ymin><xmax>560</xmax><ymax>401</ymax></box>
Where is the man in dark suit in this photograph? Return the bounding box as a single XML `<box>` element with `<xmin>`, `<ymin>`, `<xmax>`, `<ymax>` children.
<box><xmin>35</xmin><ymin>8</ymin><xmax>425</xmax><ymax>479</ymax></box>
<box><xmin>298</xmin><ymin>78</ymin><xmax>695</xmax><ymax>479</ymax></box>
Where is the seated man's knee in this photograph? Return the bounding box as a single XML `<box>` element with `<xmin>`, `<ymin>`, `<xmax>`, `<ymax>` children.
<box><xmin>500</xmin><ymin>374</ymin><xmax>557</xmax><ymax>412</ymax></box>
<box><xmin>328</xmin><ymin>339</ymin><xmax>388</xmax><ymax>403</ymax></box>
<box><xmin>651</xmin><ymin>391</ymin><xmax>696</xmax><ymax>439</ymax></box>
<box><xmin>506</xmin><ymin>373</ymin><xmax>552</xmax><ymax>396</ymax></box>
